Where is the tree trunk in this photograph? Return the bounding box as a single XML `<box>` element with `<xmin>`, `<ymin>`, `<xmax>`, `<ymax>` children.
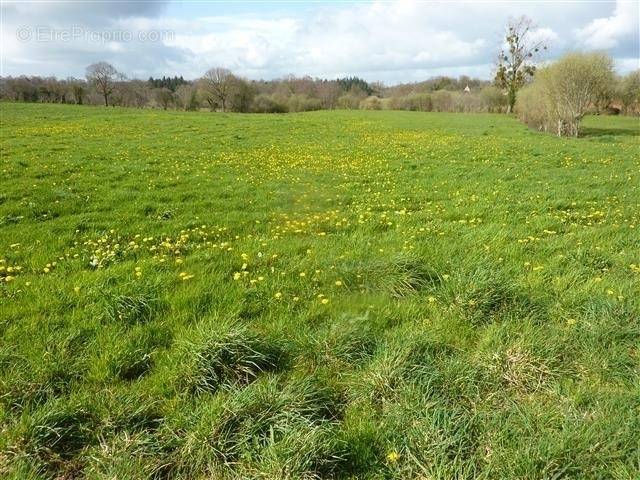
<box><xmin>103</xmin><ymin>92</ymin><xmax>109</xmax><ymax>107</ymax></box>
<box><xmin>507</xmin><ymin>89</ymin><xmax>517</xmax><ymax>114</ymax></box>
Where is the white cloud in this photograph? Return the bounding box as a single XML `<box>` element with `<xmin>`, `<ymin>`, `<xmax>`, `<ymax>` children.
<box><xmin>1</xmin><ymin>0</ymin><xmax>637</xmax><ymax>83</ymax></box>
<box><xmin>574</xmin><ymin>0</ymin><xmax>638</xmax><ymax>49</ymax></box>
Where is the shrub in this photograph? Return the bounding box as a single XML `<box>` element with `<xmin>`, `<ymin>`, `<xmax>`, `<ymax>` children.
<box><xmin>515</xmin><ymin>82</ymin><xmax>552</xmax><ymax>132</ymax></box>
<box><xmin>431</xmin><ymin>90</ymin><xmax>454</xmax><ymax>112</ymax></box>
<box><xmin>337</xmin><ymin>94</ymin><xmax>362</xmax><ymax>110</ymax></box>
<box><xmin>617</xmin><ymin>70</ymin><xmax>640</xmax><ymax>115</ymax></box>
<box><xmin>359</xmin><ymin>96</ymin><xmax>383</xmax><ymax>110</ymax></box>
<box><xmin>406</xmin><ymin>93</ymin><xmax>433</xmax><ymax>111</ymax></box>
<box><xmin>251</xmin><ymin>94</ymin><xmax>288</xmax><ymax>113</ymax></box>
<box><xmin>480</xmin><ymin>86</ymin><xmax>507</xmax><ymax>113</ymax></box>
<box><xmin>453</xmin><ymin>91</ymin><xmax>483</xmax><ymax>113</ymax></box>
<box><xmin>386</xmin><ymin>93</ymin><xmax>433</xmax><ymax>111</ymax></box>
<box><xmin>516</xmin><ymin>52</ymin><xmax>615</xmax><ymax>136</ymax></box>
<box><xmin>287</xmin><ymin>94</ymin><xmax>322</xmax><ymax>112</ymax></box>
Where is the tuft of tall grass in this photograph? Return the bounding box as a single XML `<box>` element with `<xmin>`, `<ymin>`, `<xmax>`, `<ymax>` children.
<box><xmin>176</xmin><ymin>320</ymin><xmax>284</xmax><ymax>395</ymax></box>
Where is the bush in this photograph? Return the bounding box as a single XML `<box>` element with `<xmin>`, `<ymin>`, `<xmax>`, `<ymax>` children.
<box><xmin>337</xmin><ymin>94</ymin><xmax>362</xmax><ymax>110</ymax></box>
<box><xmin>287</xmin><ymin>94</ymin><xmax>322</xmax><ymax>112</ymax></box>
<box><xmin>386</xmin><ymin>93</ymin><xmax>433</xmax><ymax>111</ymax></box>
<box><xmin>431</xmin><ymin>90</ymin><xmax>454</xmax><ymax>112</ymax></box>
<box><xmin>480</xmin><ymin>86</ymin><xmax>507</xmax><ymax>113</ymax></box>
<box><xmin>514</xmin><ymin>82</ymin><xmax>551</xmax><ymax>132</ymax></box>
<box><xmin>617</xmin><ymin>70</ymin><xmax>640</xmax><ymax>115</ymax></box>
<box><xmin>406</xmin><ymin>93</ymin><xmax>433</xmax><ymax>111</ymax></box>
<box><xmin>453</xmin><ymin>92</ymin><xmax>483</xmax><ymax>113</ymax></box>
<box><xmin>251</xmin><ymin>94</ymin><xmax>288</xmax><ymax>113</ymax></box>
<box><xmin>516</xmin><ymin>52</ymin><xmax>615</xmax><ymax>136</ymax></box>
<box><xmin>359</xmin><ymin>96</ymin><xmax>382</xmax><ymax>110</ymax></box>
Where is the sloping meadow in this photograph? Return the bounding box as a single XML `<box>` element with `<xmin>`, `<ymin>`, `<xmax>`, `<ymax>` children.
<box><xmin>1</xmin><ymin>104</ymin><xmax>639</xmax><ymax>479</ymax></box>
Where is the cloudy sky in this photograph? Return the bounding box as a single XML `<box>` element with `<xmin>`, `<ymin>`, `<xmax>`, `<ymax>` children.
<box><xmin>1</xmin><ymin>1</ymin><xmax>638</xmax><ymax>84</ymax></box>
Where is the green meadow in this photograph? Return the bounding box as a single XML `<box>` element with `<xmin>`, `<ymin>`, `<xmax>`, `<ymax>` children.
<box><xmin>1</xmin><ymin>103</ymin><xmax>639</xmax><ymax>479</ymax></box>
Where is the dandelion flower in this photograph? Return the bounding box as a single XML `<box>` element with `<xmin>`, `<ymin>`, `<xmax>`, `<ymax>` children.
<box><xmin>386</xmin><ymin>451</ymin><xmax>400</xmax><ymax>463</ymax></box>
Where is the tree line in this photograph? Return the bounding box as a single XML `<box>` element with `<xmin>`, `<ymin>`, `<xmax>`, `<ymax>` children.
<box><xmin>1</xmin><ymin>16</ymin><xmax>638</xmax><ymax>136</ymax></box>
<box><xmin>0</xmin><ymin>65</ymin><xmax>505</xmax><ymax>113</ymax></box>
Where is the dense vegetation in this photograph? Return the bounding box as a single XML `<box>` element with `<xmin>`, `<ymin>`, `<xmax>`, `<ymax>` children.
<box><xmin>0</xmin><ymin>72</ymin><xmax>500</xmax><ymax>113</ymax></box>
<box><xmin>1</xmin><ymin>104</ymin><xmax>639</xmax><ymax>479</ymax></box>
<box><xmin>2</xmin><ymin>66</ymin><xmax>637</xmax><ymax>123</ymax></box>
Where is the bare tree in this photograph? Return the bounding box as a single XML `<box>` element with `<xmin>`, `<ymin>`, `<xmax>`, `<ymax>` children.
<box><xmin>316</xmin><ymin>81</ymin><xmax>342</xmax><ymax>109</ymax></box>
<box><xmin>494</xmin><ymin>16</ymin><xmax>547</xmax><ymax>113</ymax></box>
<box><xmin>68</xmin><ymin>78</ymin><xmax>86</xmax><ymax>105</ymax></box>
<box><xmin>154</xmin><ymin>87</ymin><xmax>174</xmax><ymax>110</ymax></box>
<box><xmin>175</xmin><ymin>84</ymin><xmax>199</xmax><ymax>111</ymax></box>
<box><xmin>86</xmin><ymin>62</ymin><xmax>118</xmax><ymax>106</ymax></box>
<box><xmin>200</xmin><ymin>67</ymin><xmax>234</xmax><ymax>111</ymax></box>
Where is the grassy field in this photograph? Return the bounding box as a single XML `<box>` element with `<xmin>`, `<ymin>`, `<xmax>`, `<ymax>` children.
<box><xmin>1</xmin><ymin>103</ymin><xmax>639</xmax><ymax>479</ymax></box>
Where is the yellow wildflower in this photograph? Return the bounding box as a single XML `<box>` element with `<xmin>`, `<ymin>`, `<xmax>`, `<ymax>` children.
<box><xmin>386</xmin><ymin>451</ymin><xmax>400</xmax><ymax>463</ymax></box>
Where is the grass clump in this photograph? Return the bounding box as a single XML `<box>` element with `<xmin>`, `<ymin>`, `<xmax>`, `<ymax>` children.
<box><xmin>308</xmin><ymin>313</ymin><xmax>378</xmax><ymax>367</ymax></box>
<box><xmin>447</xmin><ymin>266</ymin><xmax>546</xmax><ymax>325</ymax></box>
<box><xmin>176</xmin><ymin>320</ymin><xmax>284</xmax><ymax>395</ymax></box>
<box><xmin>165</xmin><ymin>374</ymin><xmax>346</xmax><ymax>478</ymax></box>
<box><xmin>0</xmin><ymin>328</ymin><xmax>93</xmax><ymax>411</ymax></box>
<box><xmin>91</xmin><ymin>280</ymin><xmax>167</xmax><ymax>326</ymax></box>
<box><xmin>7</xmin><ymin>400</ymin><xmax>97</xmax><ymax>476</ymax></box>
<box><xmin>106</xmin><ymin>325</ymin><xmax>172</xmax><ymax>381</ymax></box>
<box><xmin>344</xmin><ymin>256</ymin><xmax>441</xmax><ymax>298</ymax></box>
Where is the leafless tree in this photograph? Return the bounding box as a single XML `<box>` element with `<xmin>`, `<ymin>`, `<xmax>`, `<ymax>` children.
<box><xmin>316</xmin><ymin>81</ymin><xmax>342</xmax><ymax>109</ymax></box>
<box><xmin>175</xmin><ymin>84</ymin><xmax>199</xmax><ymax>111</ymax></box>
<box><xmin>86</xmin><ymin>62</ymin><xmax>119</xmax><ymax>106</ymax></box>
<box><xmin>154</xmin><ymin>87</ymin><xmax>174</xmax><ymax>110</ymax></box>
<box><xmin>68</xmin><ymin>78</ymin><xmax>86</xmax><ymax>105</ymax></box>
<box><xmin>200</xmin><ymin>67</ymin><xmax>234</xmax><ymax>111</ymax></box>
